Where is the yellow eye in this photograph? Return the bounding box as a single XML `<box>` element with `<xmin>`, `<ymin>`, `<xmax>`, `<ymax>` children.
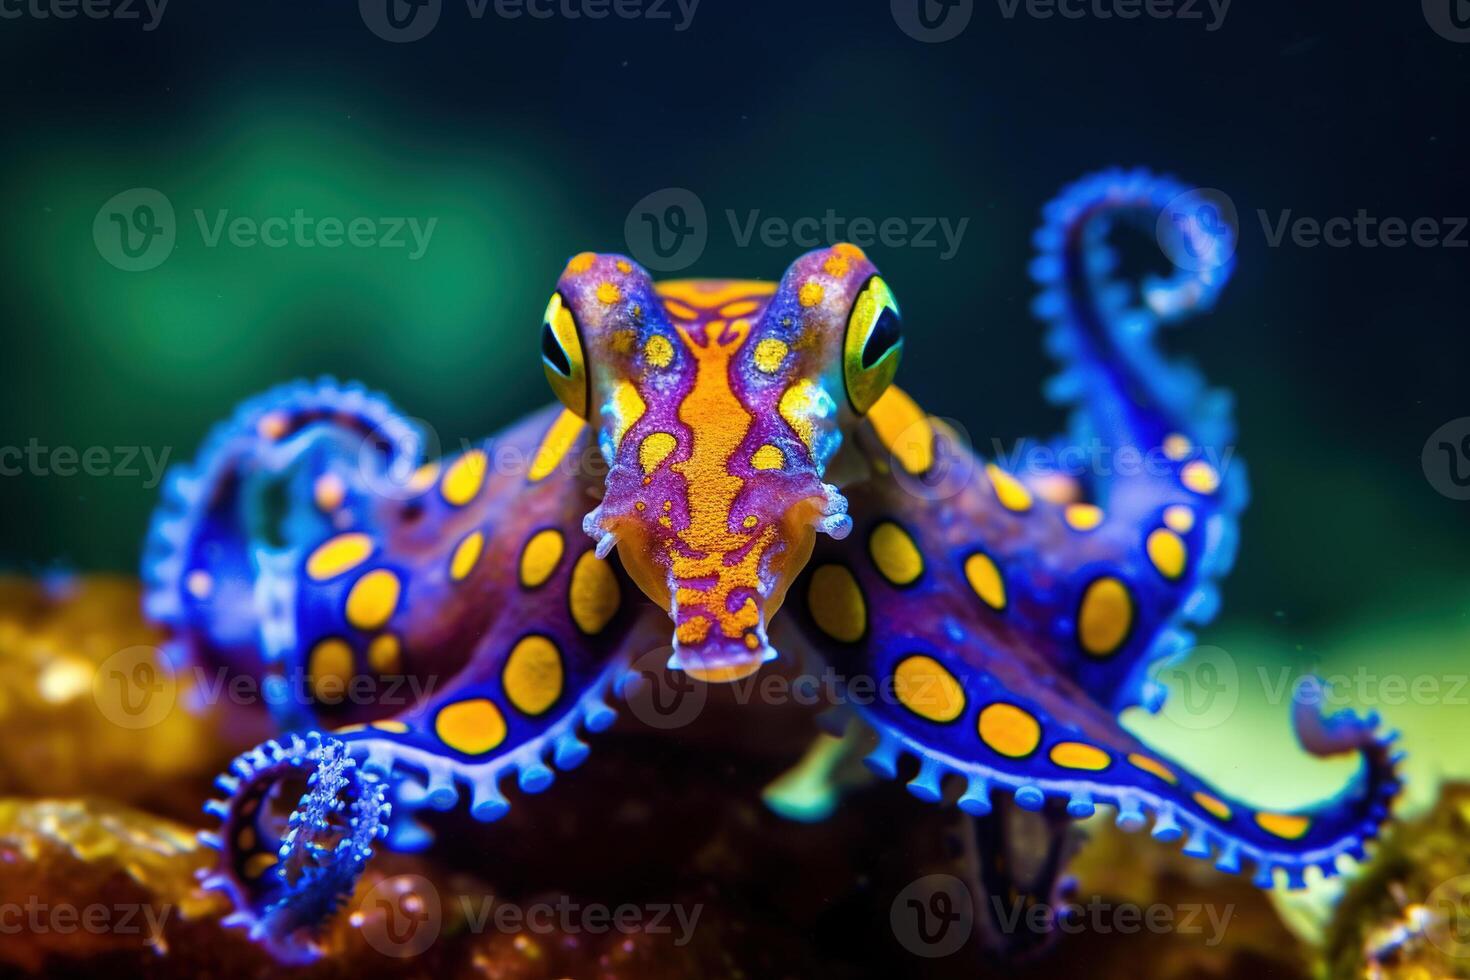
<box><xmin>843</xmin><ymin>276</ymin><xmax>903</xmax><ymax>414</ymax></box>
<box><xmin>541</xmin><ymin>292</ymin><xmax>588</xmax><ymax>418</ymax></box>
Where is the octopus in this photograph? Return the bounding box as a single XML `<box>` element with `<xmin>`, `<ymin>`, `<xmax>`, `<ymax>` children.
<box><xmin>138</xmin><ymin>169</ymin><xmax>1402</xmax><ymax>961</ymax></box>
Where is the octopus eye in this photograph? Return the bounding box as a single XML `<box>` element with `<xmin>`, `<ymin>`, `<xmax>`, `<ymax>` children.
<box><xmin>540</xmin><ymin>292</ymin><xmax>589</xmax><ymax>418</ymax></box>
<box><xmin>842</xmin><ymin>275</ymin><xmax>904</xmax><ymax>414</ymax></box>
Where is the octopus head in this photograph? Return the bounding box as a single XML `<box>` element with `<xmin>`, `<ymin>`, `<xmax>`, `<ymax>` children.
<box><xmin>538</xmin><ymin>245</ymin><xmax>903</xmax><ymax>682</ymax></box>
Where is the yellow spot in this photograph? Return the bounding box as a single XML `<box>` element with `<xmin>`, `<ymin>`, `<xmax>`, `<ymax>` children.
<box><xmin>1163</xmin><ymin>433</ymin><xmax>1193</xmax><ymax>461</ymax></box>
<box><xmin>610</xmin><ymin>329</ymin><xmax>636</xmax><ymax>355</ymax></box>
<box><xmin>978</xmin><ymin>703</ymin><xmax>1041</xmax><ymax>758</ymax></box>
<box><xmin>565</xmin><ymin>251</ymin><xmax>596</xmax><ymax>274</ymax></box>
<box><xmin>616</xmin><ymin>259</ymin><xmax>632</xmax><ymax>274</ymax></box>
<box><xmin>742</xmin><ymin>515</ymin><xmax>758</xmax><ymax>529</ymax></box>
<box><xmin>314</xmin><ymin>472</ymin><xmax>346</xmax><ymax>512</ymax></box>
<box><xmin>822</xmin><ymin>253</ymin><xmax>850</xmax><ymax>278</ymax></box>
<box><xmin>720</xmin><ymin>299</ymin><xmax>760</xmax><ymax>317</ymax></box>
<box><xmin>256</xmin><ymin>411</ymin><xmax>289</xmax><ymax>440</ymax></box>
<box><xmin>308</xmin><ymin>639</ymin><xmax>354</xmax><ymax>699</ymax></box>
<box><xmin>986</xmin><ymin>464</ymin><xmax>1033</xmax><ymax>513</ymax></box>
<box><xmin>435</xmin><ymin>699</ymin><xmax>507</xmax><ymax>756</ymax></box>
<box><xmin>1163</xmin><ymin>505</ymin><xmax>1196</xmax><ymax>533</ymax></box>
<box><xmin>1078</xmin><ymin>577</ymin><xmax>1133</xmax><ymax>656</ymax></box>
<box><xmin>1181</xmin><ymin>460</ymin><xmax>1221</xmax><ymax>495</ymax></box>
<box><xmin>778</xmin><ymin>379</ymin><xmax>825</xmax><ymax>450</ymax></box>
<box><xmin>609</xmin><ymin>380</ymin><xmax>647</xmax><ymax>449</ymax></box>
<box><xmin>807</xmin><ymin>564</ymin><xmax>866</xmax><ymax>643</ymax></box>
<box><xmin>1128</xmin><ymin>754</ymin><xmax>1178</xmax><ymax>784</ymax></box>
<box><xmin>1195</xmin><ymin>792</ymin><xmax>1233</xmax><ymax>821</ymax></box>
<box><xmin>372</xmin><ymin>720</ymin><xmax>409</xmax><ymax>733</ymax></box>
<box><xmin>867</xmin><ymin>387</ymin><xmax>933</xmax><ymax>475</ymax></box>
<box><xmin>639</xmin><ymin>431</ymin><xmax>678</xmax><ymax>474</ymax></box>
<box><xmin>676</xmin><ymin>616</ymin><xmax>711</xmax><ymax>645</ymax></box>
<box><xmin>368</xmin><ymin>634</ymin><xmax>401</xmax><ymax>674</ymax></box>
<box><xmin>596</xmin><ymin>281</ymin><xmax>622</xmax><ymax>304</ymax></box>
<box><xmin>450</xmin><ymin>530</ymin><xmax>485</xmax><ymax>582</ymax></box>
<box><xmin>408</xmin><ymin>462</ymin><xmax>440</xmax><ymax>494</ymax></box>
<box><xmin>644</xmin><ymin>334</ymin><xmax>674</xmax><ymax>368</ymax></box>
<box><xmin>528</xmin><ymin>410</ymin><xmax>587</xmax><ymax>482</ymax></box>
<box><xmin>569</xmin><ymin>550</ymin><xmax>620</xmax><ymax>634</ymax></box>
<box><xmin>502</xmin><ymin>635</ymin><xmax>564</xmax><ymax>716</ymax></box>
<box><xmin>1256</xmin><ymin>812</ymin><xmax>1311</xmax><ymax>839</ymax></box>
<box><xmin>345</xmin><ymin>569</ymin><xmax>401</xmax><ymax>630</ymax></box>
<box><xmin>751</xmin><ymin>444</ymin><xmax>785</xmax><ymax>470</ymax></box>
<box><xmin>663</xmin><ymin>299</ymin><xmax>698</xmax><ymax>320</ymax></box>
<box><xmin>869</xmin><ymin>521</ymin><xmax>923</xmax><ymax>586</ymax></box>
<box><xmin>658</xmin><ymin>515</ymin><xmax>672</xmax><ymax>528</ymax></box>
<box><xmin>833</xmin><ymin>243</ymin><xmax>866</xmax><ymax>259</ymax></box>
<box><xmin>185</xmin><ymin>569</ymin><xmax>213</xmax><ymax>600</ymax></box>
<box><xmin>519</xmin><ymin>529</ymin><xmax>565</xmax><ymax>589</ymax></box>
<box><xmin>1146</xmin><ymin>528</ymin><xmax>1187</xmax><ymax>580</ymax></box>
<box><xmin>963</xmin><ymin>552</ymin><xmax>1006</xmax><ymax>611</ymax></box>
<box><xmin>243</xmin><ymin>852</ymin><xmax>278</xmax><ymax>880</ymax></box>
<box><xmin>753</xmin><ymin>338</ymin><xmax>788</xmax><ymax>373</ymax></box>
<box><xmin>894</xmin><ymin>655</ymin><xmax>966</xmax><ymax>723</ymax></box>
<box><xmin>798</xmin><ymin>282</ymin><xmax>825</xmax><ymax>307</ymax></box>
<box><xmin>306</xmin><ymin>533</ymin><xmax>375</xmax><ymax>582</ymax></box>
<box><xmin>441</xmin><ymin>449</ymin><xmax>487</xmax><ymax>506</ymax></box>
<box><xmin>1064</xmin><ymin>503</ymin><xmax>1104</xmax><ymax>531</ymax></box>
<box><xmin>1049</xmin><ymin>742</ymin><xmax>1111</xmax><ymax>771</ymax></box>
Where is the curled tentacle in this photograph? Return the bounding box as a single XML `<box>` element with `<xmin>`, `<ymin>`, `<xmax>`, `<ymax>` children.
<box><xmin>200</xmin><ymin>732</ymin><xmax>390</xmax><ymax>963</ymax></box>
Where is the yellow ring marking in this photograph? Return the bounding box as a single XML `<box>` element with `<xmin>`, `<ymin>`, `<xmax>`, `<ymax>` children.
<box><xmin>798</xmin><ymin>282</ymin><xmax>825</xmax><ymax>307</ymax></box>
<box><xmin>1163</xmin><ymin>505</ymin><xmax>1195</xmax><ymax>533</ymax></box>
<box><xmin>1146</xmin><ymin>528</ymin><xmax>1187</xmax><ymax>580</ymax></box>
<box><xmin>1064</xmin><ymin>503</ymin><xmax>1104</xmax><ymax>531</ymax></box>
<box><xmin>596</xmin><ymin>281</ymin><xmax>622</xmax><ymax>304</ymax></box>
<box><xmin>502</xmin><ymin>635</ymin><xmax>564</xmax><ymax>716</ymax></box>
<box><xmin>986</xmin><ymin>464</ymin><xmax>1033</xmax><ymax>513</ymax></box>
<box><xmin>450</xmin><ymin>530</ymin><xmax>485</xmax><ymax>582</ymax></box>
<box><xmin>1256</xmin><ymin>812</ymin><xmax>1311</xmax><ymax>839</ymax></box>
<box><xmin>367</xmin><ymin>634</ymin><xmax>401</xmax><ymax>674</ymax></box>
<box><xmin>978</xmin><ymin>703</ymin><xmax>1041</xmax><ymax>758</ymax></box>
<box><xmin>441</xmin><ymin>449</ymin><xmax>488</xmax><ymax>506</ymax></box>
<box><xmin>1181</xmin><ymin>460</ymin><xmax>1221</xmax><ymax>495</ymax></box>
<box><xmin>306</xmin><ymin>533</ymin><xmax>375</xmax><ymax>582</ymax></box>
<box><xmin>1194</xmin><ymin>792</ymin><xmax>1234</xmax><ymax>821</ymax></box>
<box><xmin>345</xmin><ymin>569</ymin><xmax>401</xmax><ymax>631</ymax></box>
<box><xmin>867</xmin><ymin>386</ymin><xmax>933</xmax><ymax>475</ymax></box>
<box><xmin>435</xmin><ymin>698</ymin><xmax>507</xmax><ymax>755</ymax></box>
<box><xmin>519</xmin><ymin>528</ymin><xmax>565</xmax><ymax>589</ymax></box>
<box><xmin>529</xmin><ymin>409</ymin><xmax>587</xmax><ymax>482</ymax></box>
<box><xmin>639</xmin><ymin>431</ymin><xmax>679</xmax><ymax>474</ymax></box>
<box><xmin>1049</xmin><ymin>741</ymin><xmax>1111</xmax><ymax>771</ymax></box>
<box><xmin>1078</xmin><ymin>576</ymin><xmax>1133</xmax><ymax>657</ymax></box>
<box><xmin>569</xmin><ymin>550</ymin><xmax>621</xmax><ymax>635</ymax></box>
<box><xmin>644</xmin><ymin>334</ymin><xmax>674</xmax><ymax>368</ymax></box>
<box><xmin>963</xmin><ymin>552</ymin><xmax>1006</xmax><ymax>611</ymax></box>
<box><xmin>893</xmin><ymin>655</ymin><xmax>966</xmax><ymax>723</ymax></box>
<box><xmin>807</xmin><ymin>564</ymin><xmax>866</xmax><ymax>643</ymax></box>
<box><xmin>869</xmin><ymin>521</ymin><xmax>924</xmax><ymax>586</ymax></box>
<box><xmin>1128</xmin><ymin>754</ymin><xmax>1179</xmax><ymax>784</ymax></box>
<box><xmin>753</xmin><ymin>338</ymin><xmax>788</xmax><ymax>373</ymax></box>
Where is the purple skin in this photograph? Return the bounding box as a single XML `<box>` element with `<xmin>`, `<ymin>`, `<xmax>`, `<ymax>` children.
<box><xmin>142</xmin><ymin>170</ymin><xmax>1400</xmax><ymax>962</ymax></box>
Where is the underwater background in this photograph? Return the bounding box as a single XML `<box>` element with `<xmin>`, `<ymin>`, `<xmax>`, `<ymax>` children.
<box><xmin>0</xmin><ymin>1</ymin><xmax>1467</xmax><ymax>974</ymax></box>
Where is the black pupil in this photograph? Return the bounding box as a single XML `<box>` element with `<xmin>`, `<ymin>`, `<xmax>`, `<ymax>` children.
<box><xmin>542</xmin><ymin>322</ymin><xmax>571</xmax><ymax>376</ymax></box>
<box><xmin>861</xmin><ymin>307</ymin><xmax>901</xmax><ymax>369</ymax></box>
